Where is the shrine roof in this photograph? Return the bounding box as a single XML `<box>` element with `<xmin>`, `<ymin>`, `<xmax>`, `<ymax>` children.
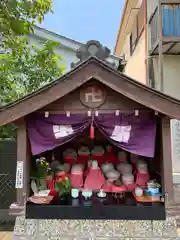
<box><xmin>0</xmin><ymin>56</ymin><xmax>180</xmax><ymax>126</ymax></box>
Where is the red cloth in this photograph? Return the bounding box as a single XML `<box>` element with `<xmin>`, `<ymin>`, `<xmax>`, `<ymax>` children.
<box><xmin>111</xmin><ymin>185</ymin><xmax>127</xmax><ymax>193</ymax></box>
<box><xmin>84</xmin><ymin>167</ymin><xmax>105</xmax><ymax>190</ymax></box>
<box><xmin>64</xmin><ymin>156</ymin><xmax>77</xmax><ymax>165</ymax></box>
<box><xmin>47</xmin><ymin>179</ymin><xmax>55</xmax><ymax>190</ymax></box>
<box><xmin>136</xmin><ymin>172</ymin><xmax>150</xmax><ymax>188</ymax></box>
<box><xmin>49</xmin><ymin>189</ymin><xmax>58</xmax><ymax>197</ymax></box>
<box><xmin>69</xmin><ymin>172</ymin><xmax>83</xmax><ymax>188</ymax></box>
<box><xmin>91</xmin><ymin>154</ymin><xmax>105</xmax><ymax>166</ymax></box>
<box><xmin>102</xmin><ymin>181</ymin><xmax>113</xmax><ymax>192</ymax></box>
<box><xmin>47</xmin><ymin>179</ymin><xmax>57</xmax><ymax>197</ymax></box>
<box><xmin>84</xmin><ymin>168</ymin><xmax>90</xmax><ymax>178</ymax></box>
<box><xmin>126</xmin><ymin>183</ymin><xmax>137</xmax><ymax>191</ymax></box>
<box><xmin>106</xmin><ymin>152</ymin><xmax>118</xmax><ymax>164</ymax></box>
<box><xmin>77</xmin><ymin>155</ymin><xmax>89</xmax><ymax>164</ymax></box>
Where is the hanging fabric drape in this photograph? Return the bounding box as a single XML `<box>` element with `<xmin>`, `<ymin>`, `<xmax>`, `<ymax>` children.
<box><xmin>94</xmin><ymin>113</ymin><xmax>156</xmax><ymax>158</ymax></box>
<box><xmin>26</xmin><ymin>114</ymin><xmax>91</xmax><ymax>155</ymax></box>
<box><xmin>26</xmin><ymin>112</ymin><xmax>157</xmax><ymax>158</ymax></box>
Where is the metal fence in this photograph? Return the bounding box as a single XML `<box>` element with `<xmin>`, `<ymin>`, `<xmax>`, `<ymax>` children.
<box><xmin>0</xmin><ymin>140</ymin><xmax>17</xmax><ymax>231</ymax></box>
<box><xmin>0</xmin><ymin>174</ymin><xmax>15</xmax><ymax>209</ymax></box>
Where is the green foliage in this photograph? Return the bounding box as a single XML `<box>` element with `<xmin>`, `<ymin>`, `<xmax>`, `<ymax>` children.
<box><xmin>55</xmin><ymin>179</ymin><xmax>71</xmax><ymax>197</ymax></box>
<box><xmin>0</xmin><ymin>124</ymin><xmax>17</xmax><ymax>139</ymax></box>
<box><xmin>0</xmin><ymin>0</ymin><xmax>65</xmax><ymax>138</ymax></box>
<box><xmin>0</xmin><ymin>38</ymin><xmax>65</xmax><ymax>103</ymax></box>
<box><xmin>0</xmin><ymin>0</ymin><xmax>53</xmax><ymax>37</ymax></box>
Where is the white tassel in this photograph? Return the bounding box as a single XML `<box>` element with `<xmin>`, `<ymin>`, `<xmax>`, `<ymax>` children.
<box><xmin>115</xmin><ymin>110</ymin><xmax>120</xmax><ymax>116</ymax></box>
<box><xmin>135</xmin><ymin>110</ymin><xmax>139</xmax><ymax>116</ymax></box>
<box><xmin>88</xmin><ymin>110</ymin><xmax>92</xmax><ymax>117</ymax></box>
<box><xmin>66</xmin><ymin>111</ymin><xmax>70</xmax><ymax>117</ymax></box>
<box><xmin>95</xmin><ymin>111</ymin><xmax>99</xmax><ymax>117</ymax></box>
<box><xmin>45</xmin><ymin>111</ymin><xmax>49</xmax><ymax>118</ymax></box>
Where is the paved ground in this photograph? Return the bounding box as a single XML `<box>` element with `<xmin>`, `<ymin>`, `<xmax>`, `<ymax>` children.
<box><xmin>0</xmin><ymin>232</ymin><xmax>12</xmax><ymax>240</ymax></box>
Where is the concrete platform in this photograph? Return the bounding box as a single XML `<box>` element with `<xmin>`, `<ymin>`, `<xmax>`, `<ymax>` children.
<box><xmin>12</xmin><ymin>215</ymin><xmax>180</xmax><ymax>240</ymax></box>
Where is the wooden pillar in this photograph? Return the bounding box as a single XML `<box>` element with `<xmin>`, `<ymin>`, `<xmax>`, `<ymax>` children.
<box><xmin>161</xmin><ymin>116</ymin><xmax>174</xmax><ymax>203</ymax></box>
<box><xmin>16</xmin><ymin>119</ymin><xmax>29</xmax><ymax>206</ymax></box>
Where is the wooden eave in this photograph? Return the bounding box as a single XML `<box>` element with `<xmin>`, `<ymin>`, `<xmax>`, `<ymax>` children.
<box><xmin>0</xmin><ymin>57</ymin><xmax>180</xmax><ymax>126</ymax></box>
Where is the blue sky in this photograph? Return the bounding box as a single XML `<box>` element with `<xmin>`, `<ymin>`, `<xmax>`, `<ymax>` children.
<box><xmin>40</xmin><ymin>0</ymin><xmax>125</xmax><ymax>51</ymax></box>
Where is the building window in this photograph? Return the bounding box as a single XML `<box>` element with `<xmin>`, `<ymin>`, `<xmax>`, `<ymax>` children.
<box><xmin>138</xmin><ymin>1</ymin><xmax>144</xmax><ymax>35</ymax></box>
<box><xmin>130</xmin><ymin>2</ymin><xmax>145</xmax><ymax>55</ymax></box>
<box><xmin>162</xmin><ymin>4</ymin><xmax>180</xmax><ymax>37</ymax></box>
<box><xmin>130</xmin><ymin>18</ymin><xmax>138</xmax><ymax>55</ymax></box>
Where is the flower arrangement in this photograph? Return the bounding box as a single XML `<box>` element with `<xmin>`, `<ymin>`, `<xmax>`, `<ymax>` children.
<box><xmin>31</xmin><ymin>157</ymin><xmax>71</xmax><ymax>198</ymax></box>
<box><xmin>55</xmin><ymin>170</ymin><xmax>71</xmax><ymax>197</ymax></box>
<box><xmin>31</xmin><ymin>157</ymin><xmax>51</xmax><ymax>191</ymax></box>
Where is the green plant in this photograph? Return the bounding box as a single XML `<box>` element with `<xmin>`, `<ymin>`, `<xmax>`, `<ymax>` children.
<box><xmin>31</xmin><ymin>157</ymin><xmax>51</xmax><ymax>190</ymax></box>
<box><xmin>55</xmin><ymin>172</ymin><xmax>71</xmax><ymax>197</ymax></box>
<box><xmin>0</xmin><ymin>0</ymin><xmax>65</xmax><ymax>138</ymax></box>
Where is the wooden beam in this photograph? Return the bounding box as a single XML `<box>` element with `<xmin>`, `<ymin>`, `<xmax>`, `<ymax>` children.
<box><xmin>150</xmin><ymin>39</ymin><xmax>160</xmax><ymax>55</ymax></box>
<box><xmin>161</xmin><ymin>117</ymin><xmax>174</xmax><ymax>203</ymax></box>
<box><xmin>160</xmin><ymin>0</ymin><xmax>180</xmax><ymax>4</ymax></box>
<box><xmin>165</xmin><ymin>42</ymin><xmax>176</xmax><ymax>54</ymax></box>
<box><xmin>163</xmin><ymin>36</ymin><xmax>180</xmax><ymax>43</ymax></box>
<box><xmin>16</xmin><ymin>119</ymin><xmax>29</xmax><ymax>206</ymax></box>
<box><xmin>149</xmin><ymin>6</ymin><xmax>158</xmax><ymax>24</ymax></box>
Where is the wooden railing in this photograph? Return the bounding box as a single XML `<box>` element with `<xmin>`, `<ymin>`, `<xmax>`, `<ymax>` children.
<box><xmin>149</xmin><ymin>3</ymin><xmax>180</xmax><ymax>51</ymax></box>
<box><xmin>149</xmin><ymin>7</ymin><xmax>158</xmax><ymax>50</ymax></box>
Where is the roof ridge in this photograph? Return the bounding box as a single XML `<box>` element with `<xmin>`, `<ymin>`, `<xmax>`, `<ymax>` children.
<box><xmin>2</xmin><ymin>56</ymin><xmax>180</xmax><ymax>111</ymax></box>
<box><xmin>34</xmin><ymin>26</ymin><xmax>84</xmax><ymax>46</ymax></box>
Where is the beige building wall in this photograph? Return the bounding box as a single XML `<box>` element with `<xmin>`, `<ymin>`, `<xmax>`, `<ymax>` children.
<box><xmin>115</xmin><ymin>0</ymin><xmax>180</xmax><ymax>182</ymax></box>
<box><xmin>153</xmin><ymin>56</ymin><xmax>180</xmax><ymax>99</ymax></box>
<box><xmin>152</xmin><ymin>55</ymin><xmax>180</xmax><ymax>183</ymax></box>
<box><xmin>146</xmin><ymin>1</ymin><xmax>180</xmax><ymax>182</ymax></box>
<box><xmin>124</xmin><ymin>32</ymin><xmax>146</xmax><ymax>84</ymax></box>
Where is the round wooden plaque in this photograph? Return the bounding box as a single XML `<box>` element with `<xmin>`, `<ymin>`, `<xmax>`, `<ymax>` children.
<box><xmin>80</xmin><ymin>85</ymin><xmax>106</xmax><ymax>109</ymax></box>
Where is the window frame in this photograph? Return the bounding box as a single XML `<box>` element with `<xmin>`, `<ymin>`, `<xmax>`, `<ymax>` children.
<box><xmin>130</xmin><ymin>2</ymin><xmax>145</xmax><ymax>56</ymax></box>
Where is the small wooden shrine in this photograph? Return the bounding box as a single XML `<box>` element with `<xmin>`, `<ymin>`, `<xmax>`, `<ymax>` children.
<box><xmin>0</xmin><ymin>41</ymin><xmax>180</xmax><ymax>220</ymax></box>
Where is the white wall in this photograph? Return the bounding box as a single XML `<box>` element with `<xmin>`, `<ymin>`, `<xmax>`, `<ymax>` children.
<box><xmin>28</xmin><ymin>35</ymin><xmax>79</xmax><ymax>72</ymax></box>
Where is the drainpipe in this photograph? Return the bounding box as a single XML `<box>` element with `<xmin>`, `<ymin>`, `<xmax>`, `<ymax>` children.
<box><xmin>144</xmin><ymin>0</ymin><xmax>148</xmax><ymax>86</ymax></box>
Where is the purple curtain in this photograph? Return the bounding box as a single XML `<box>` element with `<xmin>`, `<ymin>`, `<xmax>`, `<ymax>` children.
<box><xmin>26</xmin><ymin>113</ymin><xmax>156</xmax><ymax>158</ymax></box>
<box><xmin>26</xmin><ymin>114</ymin><xmax>90</xmax><ymax>155</ymax></box>
<box><xmin>94</xmin><ymin>113</ymin><xmax>156</xmax><ymax>158</ymax></box>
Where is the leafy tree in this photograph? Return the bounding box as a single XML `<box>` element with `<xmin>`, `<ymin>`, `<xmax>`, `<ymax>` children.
<box><xmin>0</xmin><ymin>0</ymin><xmax>65</xmax><ymax>138</ymax></box>
<box><xmin>0</xmin><ymin>0</ymin><xmax>53</xmax><ymax>37</ymax></box>
<box><xmin>0</xmin><ymin>38</ymin><xmax>65</xmax><ymax>103</ymax></box>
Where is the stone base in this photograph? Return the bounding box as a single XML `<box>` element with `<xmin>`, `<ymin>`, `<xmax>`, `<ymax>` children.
<box><xmin>13</xmin><ymin>216</ymin><xmax>180</xmax><ymax>240</ymax></box>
